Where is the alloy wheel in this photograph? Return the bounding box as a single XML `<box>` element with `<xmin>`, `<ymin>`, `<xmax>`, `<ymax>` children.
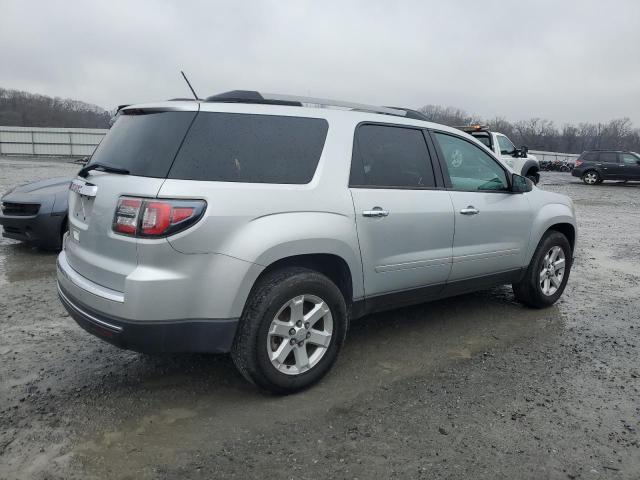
<box><xmin>539</xmin><ymin>246</ymin><xmax>566</xmax><ymax>296</ymax></box>
<box><xmin>266</xmin><ymin>294</ymin><xmax>333</xmax><ymax>375</ymax></box>
<box><xmin>584</xmin><ymin>172</ymin><xmax>598</xmax><ymax>184</ymax></box>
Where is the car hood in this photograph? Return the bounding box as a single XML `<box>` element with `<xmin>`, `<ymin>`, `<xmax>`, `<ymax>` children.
<box><xmin>3</xmin><ymin>177</ymin><xmax>71</xmax><ymax>199</ymax></box>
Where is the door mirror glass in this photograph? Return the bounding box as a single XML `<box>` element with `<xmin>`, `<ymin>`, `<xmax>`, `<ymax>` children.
<box><xmin>520</xmin><ymin>145</ymin><xmax>529</xmax><ymax>157</ymax></box>
<box><xmin>511</xmin><ymin>173</ymin><xmax>532</xmax><ymax>193</ymax></box>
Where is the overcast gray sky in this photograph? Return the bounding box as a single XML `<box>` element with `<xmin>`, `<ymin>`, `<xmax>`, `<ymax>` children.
<box><xmin>2</xmin><ymin>0</ymin><xmax>639</xmax><ymax>124</ymax></box>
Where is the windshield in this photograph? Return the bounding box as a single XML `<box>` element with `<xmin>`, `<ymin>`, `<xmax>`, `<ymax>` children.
<box><xmin>89</xmin><ymin>111</ymin><xmax>197</xmax><ymax>178</ymax></box>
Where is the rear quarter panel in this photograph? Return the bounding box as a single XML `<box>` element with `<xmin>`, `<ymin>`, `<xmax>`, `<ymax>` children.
<box><xmin>157</xmin><ymin>115</ymin><xmax>365</xmax><ymax>300</ymax></box>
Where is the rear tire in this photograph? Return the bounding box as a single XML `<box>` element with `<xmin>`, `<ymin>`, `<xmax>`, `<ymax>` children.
<box><xmin>231</xmin><ymin>267</ymin><xmax>348</xmax><ymax>394</ymax></box>
<box><xmin>582</xmin><ymin>170</ymin><xmax>600</xmax><ymax>185</ymax></box>
<box><xmin>513</xmin><ymin>231</ymin><xmax>572</xmax><ymax>308</ymax></box>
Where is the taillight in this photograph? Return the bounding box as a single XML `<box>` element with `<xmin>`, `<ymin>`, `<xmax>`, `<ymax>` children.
<box><xmin>141</xmin><ymin>201</ymin><xmax>171</xmax><ymax>236</ymax></box>
<box><xmin>574</xmin><ymin>159</ymin><xmax>583</xmax><ymax>167</ymax></box>
<box><xmin>113</xmin><ymin>197</ymin><xmax>205</xmax><ymax>238</ymax></box>
<box><xmin>113</xmin><ymin>198</ymin><xmax>142</xmax><ymax>235</ymax></box>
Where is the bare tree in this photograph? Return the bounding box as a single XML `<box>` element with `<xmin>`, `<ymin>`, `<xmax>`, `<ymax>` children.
<box><xmin>418</xmin><ymin>103</ymin><xmax>640</xmax><ymax>154</ymax></box>
<box><xmin>0</xmin><ymin>87</ymin><xmax>111</xmax><ymax>128</ymax></box>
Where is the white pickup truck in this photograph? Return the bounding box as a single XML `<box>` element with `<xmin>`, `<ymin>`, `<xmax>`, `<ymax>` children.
<box><xmin>456</xmin><ymin>125</ymin><xmax>540</xmax><ymax>184</ymax></box>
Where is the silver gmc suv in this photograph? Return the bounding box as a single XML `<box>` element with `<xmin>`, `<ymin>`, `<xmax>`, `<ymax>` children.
<box><xmin>57</xmin><ymin>91</ymin><xmax>576</xmax><ymax>393</ymax></box>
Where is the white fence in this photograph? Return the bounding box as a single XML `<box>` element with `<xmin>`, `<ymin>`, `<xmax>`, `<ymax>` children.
<box><xmin>0</xmin><ymin>126</ymin><xmax>583</xmax><ymax>163</ymax></box>
<box><xmin>0</xmin><ymin>126</ymin><xmax>108</xmax><ymax>157</ymax></box>
<box><xmin>530</xmin><ymin>150</ymin><xmax>581</xmax><ymax>163</ymax></box>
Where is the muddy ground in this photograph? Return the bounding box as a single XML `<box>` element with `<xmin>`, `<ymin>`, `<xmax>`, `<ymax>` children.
<box><xmin>0</xmin><ymin>156</ymin><xmax>639</xmax><ymax>479</ymax></box>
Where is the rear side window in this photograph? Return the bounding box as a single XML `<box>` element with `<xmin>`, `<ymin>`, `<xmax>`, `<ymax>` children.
<box><xmin>89</xmin><ymin>111</ymin><xmax>197</xmax><ymax>178</ymax></box>
<box><xmin>169</xmin><ymin>113</ymin><xmax>328</xmax><ymax>184</ymax></box>
<box><xmin>599</xmin><ymin>152</ymin><xmax>618</xmax><ymax>163</ymax></box>
<box><xmin>471</xmin><ymin>133</ymin><xmax>491</xmax><ymax>148</ymax></box>
<box><xmin>581</xmin><ymin>152</ymin><xmax>598</xmax><ymax>162</ymax></box>
<box><xmin>350</xmin><ymin>124</ymin><xmax>436</xmax><ymax>188</ymax></box>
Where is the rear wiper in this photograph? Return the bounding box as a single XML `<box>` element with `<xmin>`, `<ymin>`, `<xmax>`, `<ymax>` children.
<box><xmin>78</xmin><ymin>162</ymin><xmax>130</xmax><ymax>178</ymax></box>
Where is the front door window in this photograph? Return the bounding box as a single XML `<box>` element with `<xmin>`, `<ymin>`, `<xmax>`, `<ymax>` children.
<box><xmin>433</xmin><ymin>132</ymin><xmax>509</xmax><ymax>192</ymax></box>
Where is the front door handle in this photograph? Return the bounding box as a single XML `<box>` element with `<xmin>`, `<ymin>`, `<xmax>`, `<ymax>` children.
<box><xmin>460</xmin><ymin>206</ymin><xmax>479</xmax><ymax>215</ymax></box>
<box><xmin>362</xmin><ymin>207</ymin><xmax>389</xmax><ymax>218</ymax></box>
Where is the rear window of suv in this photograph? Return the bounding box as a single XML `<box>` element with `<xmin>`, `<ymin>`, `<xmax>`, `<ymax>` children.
<box><xmin>169</xmin><ymin>113</ymin><xmax>328</xmax><ymax>184</ymax></box>
<box><xmin>89</xmin><ymin>110</ymin><xmax>198</xmax><ymax>178</ymax></box>
<box><xmin>90</xmin><ymin>111</ymin><xmax>328</xmax><ymax>183</ymax></box>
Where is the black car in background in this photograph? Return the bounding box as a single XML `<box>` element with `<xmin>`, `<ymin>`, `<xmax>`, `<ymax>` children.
<box><xmin>0</xmin><ymin>177</ymin><xmax>71</xmax><ymax>250</ymax></box>
<box><xmin>572</xmin><ymin>150</ymin><xmax>640</xmax><ymax>185</ymax></box>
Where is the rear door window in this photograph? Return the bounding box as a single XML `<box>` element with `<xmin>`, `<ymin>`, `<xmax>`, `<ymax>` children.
<box><xmin>600</xmin><ymin>152</ymin><xmax>618</xmax><ymax>163</ymax></box>
<box><xmin>169</xmin><ymin>113</ymin><xmax>328</xmax><ymax>184</ymax></box>
<box><xmin>349</xmin><ymin>124</ymin><xmax>436</xmax><ymax>188</ymax></box>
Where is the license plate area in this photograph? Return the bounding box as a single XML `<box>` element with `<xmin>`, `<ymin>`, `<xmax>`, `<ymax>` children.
<box><xmin>70</xmin><ymin>191</ymin><xmax>96</xmax><ymax>225</ymax></box>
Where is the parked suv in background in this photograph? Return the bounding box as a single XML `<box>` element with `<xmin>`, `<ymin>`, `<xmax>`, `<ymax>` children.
<box><xmin>572</xmin><ymin>150</ymin><xmax>640</xmax><ymax>185</ymax></box>
<box><xmin>57</xmin><ymin>91</ymin><xmax>577</xmax><ymax>393</ymax></box>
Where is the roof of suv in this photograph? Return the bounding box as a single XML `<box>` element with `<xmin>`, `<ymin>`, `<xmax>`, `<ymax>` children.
<box><xmin>122</xmin><ymin>91</ymin><xmax>473</xmax><ymax>140</ymax></box>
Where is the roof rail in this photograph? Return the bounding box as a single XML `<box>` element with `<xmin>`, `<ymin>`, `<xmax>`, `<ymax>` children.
<box><xmin>205</xmin><ymin>90</ymin><xmax>422</xmax><ymax>120</ymax></box>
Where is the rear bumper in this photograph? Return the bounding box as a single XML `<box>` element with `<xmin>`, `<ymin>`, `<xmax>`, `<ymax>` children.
<box><xmin>571</xmin><ymin>168</ymin><xmax>584</xmax><ymax>178</ymax></box>
<box><xmin>58</xmin><ymin>283</ymin><xmax>238</xmax><ymax>353</ymax></box>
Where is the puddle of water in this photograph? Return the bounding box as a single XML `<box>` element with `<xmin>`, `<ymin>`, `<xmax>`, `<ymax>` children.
<box><xmin>0</xmin><ymin>243</ymin><xmax>58</xmax><ymax>287</ymax></box>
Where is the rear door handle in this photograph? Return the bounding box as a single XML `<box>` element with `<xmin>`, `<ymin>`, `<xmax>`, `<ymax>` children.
<box><xmin>460</xmin><ymin>206</ymin><xmax>479</xmax><ymax>215</ymax></box>
<box><xmin>362</xmin><ymin>207</ymin><xmax>389</xmax><ymax>218</ymax></box>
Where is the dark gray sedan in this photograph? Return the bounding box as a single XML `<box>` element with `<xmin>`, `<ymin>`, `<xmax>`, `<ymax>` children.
<box><xmin>0</xmin><ymin>177</ymin><xmax>71</xmax><ymax>250</ymax></box>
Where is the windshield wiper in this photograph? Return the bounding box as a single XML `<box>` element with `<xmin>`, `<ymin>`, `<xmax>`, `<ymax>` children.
<box><xmin>78</xmin><ymin>162</ymin><xmax>130</xmax><ymax>178</ymax></box>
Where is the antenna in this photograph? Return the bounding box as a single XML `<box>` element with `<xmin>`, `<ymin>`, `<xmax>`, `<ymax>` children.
<box><xmin>180</xmin><ymin>70</ymin><xmax>199</xmax><ymax>100</ymax></box>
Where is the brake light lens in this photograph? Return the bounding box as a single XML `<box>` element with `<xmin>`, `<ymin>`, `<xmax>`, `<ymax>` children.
<box><xmin>141</xmin><ymin>201</ymin><xmax>171</xmax><ymax>236</ymax></box>
<box><xmin>113</xmin><ymin>197</ymin><xmax>205</xmax><ymax>238</ymax></box>
<box><xmin>113</xmin><ymin>198</ymin><xmax>142</xmax><ymax>234</ymax></box>
<box><xmin>574</xmin><ymin>159</ymin><xmax>583</xmax><ymax>167</ymax></box>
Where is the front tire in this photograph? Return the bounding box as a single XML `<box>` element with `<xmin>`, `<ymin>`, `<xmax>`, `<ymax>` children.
<box><xmin>513</xmin><ymin>231</ymin><xmax>572</xmax><ymax>308</ymax></box>
<box><xmin>231</xmin><ymin>267</ymin><xmax>348</xmax><ymax>394</ymax></box>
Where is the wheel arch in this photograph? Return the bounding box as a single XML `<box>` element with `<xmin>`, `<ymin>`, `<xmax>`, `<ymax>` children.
<box><xmin>521</xmin><ymin>159</ymin><xmax>539</xmax><ymax>177</ymax></box>
<box><xmin>252</xmin><ymin>253</ymin><xmax>355</xmax><ymax>307</ymax></box>
<box><xmin>546</xmin><ymin>223</ymin><xmax>576</xmax><ymax>252</ymax></box>
<box><xmin>526</xmin><ymin>203</ymin><xmax>577</xmax><ymax>263</ymax></box>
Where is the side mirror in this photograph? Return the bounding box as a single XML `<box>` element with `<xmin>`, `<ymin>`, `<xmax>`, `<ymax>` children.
<box><xmin>520</xmin><ymin>146</ymin><xmax>529</xmax><ymax>158</ymax></box>
<box><xmin>511</xmin><ymin>173</ymin><xmax>533</xmax><ymax>193</ymax></box>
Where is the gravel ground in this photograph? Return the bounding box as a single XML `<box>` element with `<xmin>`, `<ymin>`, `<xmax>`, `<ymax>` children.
<box><xmin>0</xmin><ymin>157</ymin><xmax>639</xmax><ymax>479</ymax></box>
